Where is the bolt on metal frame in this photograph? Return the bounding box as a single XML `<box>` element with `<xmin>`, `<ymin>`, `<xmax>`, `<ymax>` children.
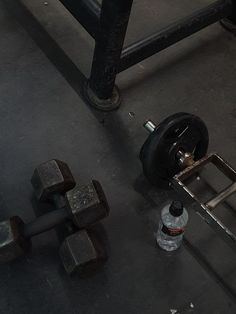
<box><xmin>59</xmin><ymin>0</ymin><xmax>236</xmax><ymax>110</ymax></box>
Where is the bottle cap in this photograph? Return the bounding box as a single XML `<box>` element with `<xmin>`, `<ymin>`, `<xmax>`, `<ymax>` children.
<box><xmin>169</xmin><ymin>200</ymin><xmax>183</xmax><ymax>217</ymax></box>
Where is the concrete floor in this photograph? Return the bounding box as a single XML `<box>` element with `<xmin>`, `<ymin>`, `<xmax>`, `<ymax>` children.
<box><xmin>0</xmin><ymin>0</ymin><xmax>236</xmax><ymax>313</ymax></box>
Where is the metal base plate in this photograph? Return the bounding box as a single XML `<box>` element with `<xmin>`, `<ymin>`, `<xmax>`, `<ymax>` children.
<box><xmin>220</xmin><ymin>18</ymin><xmax>236</xmax><ymax>34</ymax></box>
<box><xmin>84</xmin><ymin>82</ymin><xmax>121</xmax><ymax>111</ymax></box>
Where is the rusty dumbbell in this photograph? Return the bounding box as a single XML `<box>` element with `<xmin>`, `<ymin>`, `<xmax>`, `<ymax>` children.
<box><xmin>0</xmin><ymin>159</ymin><xmax>109</xmax><ymax>274</ymax></box>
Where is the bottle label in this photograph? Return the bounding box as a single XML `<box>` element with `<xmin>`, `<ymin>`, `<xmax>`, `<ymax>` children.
<box><xmin>161</xmin><ymin>224</ymin><xmax>185</xmax><ymax>237</ymax></box>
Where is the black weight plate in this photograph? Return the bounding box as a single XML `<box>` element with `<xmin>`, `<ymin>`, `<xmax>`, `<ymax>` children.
<box><xmin>140</xmin><ymin>112</ymin><xmax>209</xmax><ymax>188</ymax></box>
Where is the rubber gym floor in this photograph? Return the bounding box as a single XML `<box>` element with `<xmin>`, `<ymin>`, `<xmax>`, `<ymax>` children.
<box><xmin>0</xmin><ymin>0</ymin><xmax>236</xmax><ymax>313</ymax></box>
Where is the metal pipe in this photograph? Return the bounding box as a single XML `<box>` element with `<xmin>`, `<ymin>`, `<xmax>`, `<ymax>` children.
<box><xmin>59</xmin><ymin>0</ymin><xmax>101</xmax><ymax>39</ymax></box>
<box><xmin>119</xmin><ymin>0</ymin><xmax>233</xmax><ymax>72</ymax></box>
<box><xmin>88</xmin><ymin>0</ymin><xmax>133</xmax><ymax>101</ymax></box>
<box><xmin>206</xmin><ymin>182</ymin><xmax>236</xmax><ymax>210</ymax></box>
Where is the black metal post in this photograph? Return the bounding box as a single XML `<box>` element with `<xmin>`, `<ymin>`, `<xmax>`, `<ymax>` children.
<box><xmin>119</xmin><ymin>0</ymin><xmax>232</xmax><ymax>72</ymax></box>
<box><xmin>59</xmin><ymin>0</ymin><xmax>101</xmax><ymax>39</ymax></box>
<box><xmin>85</xmin><ymin>0</ymin><xmax>133</xmax><ymax>111</ymax></box>
<box><xmin>221</xmin><ymin>0</ymin><xmax>236</xmax><ymax>32</ymax></box>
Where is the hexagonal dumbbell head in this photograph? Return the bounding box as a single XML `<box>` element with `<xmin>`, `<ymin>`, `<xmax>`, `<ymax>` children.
<box><xmin>65</xmin><ymin>180</ymin><xmax>110</xmax><ymax>229</ymax></box>
<box><xmin>31</xmin><ymin>159</ymin><xmax>76</xmax><ymax>201</ymax></box>
<box><xmin>60</xmin><ymin>229</ymin><xmax>107</xmax><ymax>275</ymax></box>
<box><xmin>0</xmin><ymin>216</ymin><xmax>31</xmax><ymax>262</ymax></box>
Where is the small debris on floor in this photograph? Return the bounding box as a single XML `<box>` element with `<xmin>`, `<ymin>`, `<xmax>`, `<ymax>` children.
<box><xmin>190</xmin><ymin>303</ymin><xmax>194</xmax><ymax>309</ymax></box>
<box><xmin>170</xmin><ymin>309</ymin><xmax>178</xmax><ymax>314</ymax></box>
<box><xmin>138</xmin><ymin>63</ymin><xmax>145</xmax><ymax>70</ymax></box>
<box><xmin>129</xmin><ymin>111</ymin><xmax>135</xmax><ymax>118</ymax></box>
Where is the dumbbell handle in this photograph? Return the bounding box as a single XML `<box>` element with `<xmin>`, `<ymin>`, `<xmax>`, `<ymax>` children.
<box><xmin>23</xmin><ymin>194</ymin><xmax>69</xmax><ymax>238</ymax></box>
<box><xmin>23</xmin><ymin>207</ymin><xmax>68</xmax><ymax>238</ymax></box>
<box><xmin>52</xmin><ymin>193</ymin><xmax>67</xmax><ymax>209</ymax></box>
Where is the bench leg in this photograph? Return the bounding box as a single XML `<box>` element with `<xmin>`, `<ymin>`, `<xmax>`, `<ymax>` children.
<box><xmin>84</xmin><ymin>0</ymin><xmax>133</xmax><ymax>111</ymax></box>
<box><xmin>220</xmin><ymin>0</ymin><xmax>236</xmax><ymax>33</ymax></box>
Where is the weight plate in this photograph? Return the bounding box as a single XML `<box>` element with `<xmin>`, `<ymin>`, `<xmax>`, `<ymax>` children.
<box><xmin>140</xmin><ymin>112</ymin><xmax>209</xmax><ymax>188</ymax></box>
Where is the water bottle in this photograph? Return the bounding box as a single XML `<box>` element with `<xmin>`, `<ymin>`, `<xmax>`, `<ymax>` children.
<box><xmin>156</xmin><ymin>200</ymin><xmax>188</xmax><ymax>251</ymax></box>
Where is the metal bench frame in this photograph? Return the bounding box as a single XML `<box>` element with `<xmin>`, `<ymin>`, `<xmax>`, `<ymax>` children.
<box><xmin>59</xmin><ymin>0</ymin><xmax>236</xmax><ymax>110</ymax></box>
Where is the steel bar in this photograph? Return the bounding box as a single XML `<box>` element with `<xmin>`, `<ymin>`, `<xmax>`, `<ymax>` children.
<box><xmin>88</xmin><ymin>0</ymin><xmax>133</xmax><ymax>101</ymax></box>
<box><xmin>206</xmin><ymin>182</ymin><xmax>236</xmax><ymax>210</ymax></box>
<box><xmin>59</xmin><ymin>0</ymin><xmax>101</xmax><ymax>39</ymax></box>
<box><xmin>119</xmin><ymin>0</ymin><xmax>233</xmax><ymax>72</ymax></box>
<box><xmin>172</xmin><ymin>153</ymin><xmax>236</xmax><ymax>253</ymax></box>
<box><xmin>173</xmin><ymin>177</ymin><xmax>236</xmax><ymax>254</ymax></box>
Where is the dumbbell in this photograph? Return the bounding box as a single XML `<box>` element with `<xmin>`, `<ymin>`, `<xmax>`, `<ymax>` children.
<box><xmin>59</xmin><ymin>226</ymin><xmax>107</xmax><ymax>275</ymax></box>
<box><xmin>0</xmin><ymin>217</ymin><xmax>107</xmax><ymax>275</ymax></box>
<box><xmin>0</xmin><ymin>160</ymin><xmax>109</xmax><ymax>263</ymax></box>
<box><xmin>31</xmin><ymin>159</ymin><xmax>109</xmax><ymax>232</ymax></box>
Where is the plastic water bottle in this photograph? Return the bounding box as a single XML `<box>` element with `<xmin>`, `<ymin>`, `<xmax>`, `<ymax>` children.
<box><xmin>156</xmin><ymin>201</ymin><xmax>188</xmax><ymax>251</ymax></box>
